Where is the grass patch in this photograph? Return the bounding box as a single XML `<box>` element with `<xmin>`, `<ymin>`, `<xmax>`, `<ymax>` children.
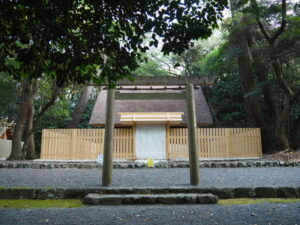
<box><xmin>219</xmin><ymin>198</ymin><xmax>300</xmax><ymax>206</ymax></box>
<box><xmin>0</xmin><ymin>186</ymin><xmax>32</xmax><ymax>189</ymax></box>
<box><xmin>0</xmin><ymin>199</ymin><xmax>84</xmax><ymax>209</ymax></box>
<box><xmin>0</xmin><ymin>186</ymin><xmax>55</xmax><ymax>190</ymax></box>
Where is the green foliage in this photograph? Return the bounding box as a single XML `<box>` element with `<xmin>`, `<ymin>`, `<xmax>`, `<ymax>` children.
<box><xmin>200</xmin><ymin>42</ymin><xmax>238</xmax><ymax>76</ymax></box>
<box><xmin>0</xmin><ymin>76</ymin><xmax>20</xmax><ymax>121</ymax></box>
<box><xmin>0</xmin><ymin>186</ymin><xmax>32</xmax><ymax>189</ymax></box>
<box><xmin>132</xmin><ymin>59</ymin><xmax>170</xmax><ymax>76</ymax></box>
<box><xmin>0</xmin><ymin>0</ymin><xmax>228</xmax><ymax>86</ymax></box>
<box><xmin>205</xmin><ymin>73</ymin><xmax>248</xmax><ymax>127</ymax></box>
<box><xmin>177</xmin><ymin>47</ymin><xmax>204</xmax><ymax>76</ymax></box>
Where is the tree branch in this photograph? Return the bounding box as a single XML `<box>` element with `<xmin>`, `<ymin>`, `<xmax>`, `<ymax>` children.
<box><xmin>35</xmin><ymin>83</ymin><xmax>61</xmax><ymax>123</ymax></box>
<box><xmin>269</xmin><ymin>0</ymin><xmax>287</xmax><ymax>44</ymax></box>
<box><xmin>251</xmin><ymin>0</ymin><xmax>287</xmax><ymax>44</ymax></box>
<box><xmin>256</xmin><ymin>19</ymin><xmax>271</xmax><ymax>43</ymax></box>
<box><xmin>272</xmin><ymin>61</ymin><xmax>294</xmax><ymax>97</ymax></box>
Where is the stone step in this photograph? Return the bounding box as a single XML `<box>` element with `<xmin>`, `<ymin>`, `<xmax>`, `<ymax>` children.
<box><xmin>1</xmin><ymin>187</ymin><xmax>299</xmax><ymax>200</ymax></box>
<box><xmin>83</xmin><ymin>193</ymin><xmax>219</xmax><ymax>205</ymax></box>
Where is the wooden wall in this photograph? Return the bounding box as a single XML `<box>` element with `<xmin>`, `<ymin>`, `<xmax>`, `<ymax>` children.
<box><xmin>168</xmin><ymin>128</ymin><xmax>262</xmax><ymax>159</ymax></box>
<box><xmin>40</xmin><ymin>128</ymin><xmax>134</xmax><ymax>160</ymax></box>
<box><xmin>40</xmin><ymin>127</ymin><xmax>262</xmax><ymax>160</ymax></box>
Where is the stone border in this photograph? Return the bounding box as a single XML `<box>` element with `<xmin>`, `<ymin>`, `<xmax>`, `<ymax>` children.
<box><xmin>0</xmin><ymin>186</ymin><xmax>299</xmax><ymax>200</ymax></box>
<box><xmin>83</xmin><ymin>193</ymin><xmax>219</xmax><ymax>205</ymax></box>
<box><xmin>0</xmin><ymin>160</ymin><xmax>299</xmax><ymax>169</ymax></box>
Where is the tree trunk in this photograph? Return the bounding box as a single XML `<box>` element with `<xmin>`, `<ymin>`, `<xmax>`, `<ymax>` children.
<box><xmin>21</xmin><ymin>80</ymin><xmax>61</xmax><ymax>154</ymax></box>
<box><xmin>271</xmin><ymin>60</ymin><xmax>292</xmax><ymax>149</ymax></box>
<box><xmin>249</xmin><ymin>35</ymin><xmax>278</xmax><ymax>121</ymax></box>
<box><xmin>24</xmin><ymin>98</ymin><xmax>35</xmax><ymax>159</ymax></box>
<box><xmin>230</xmin><ymin>18</ymin><xmax>271</xmax><ymax>152</ymax></box>
<box><xmin>67</xmin><ymin>86</ymin><xmax>93</xmax><ymax>128</ymax></box>
<box><xmin>291</xmin><ymin>115</ymin><xmax>300</xmax><ymax>149</ymax></box>
<box><xmin>9</xmin><ymin>79</ymin><xmax>35</xmax><ymax>160</ymax></box>
<box><xmin>275</xmin><ymin>95</ymin><xmax>290</xmax><ymax>150</ymax></box>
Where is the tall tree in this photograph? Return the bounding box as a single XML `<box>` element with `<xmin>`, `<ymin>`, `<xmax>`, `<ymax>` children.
<box><xmin>1</xmin><ymin>0</ymin><xmax>228</xmax><ymax>159</ymax></box>
<box><xmin>9</xmin><ymin>79</ymin><xmax>37</xmax><ymax>160</ymax></box>
<box><xmin>229</xmin><ymin>0</ymin><xmax>271</xmax><ymax>152</ymax></box>
<box><xmin>67</xmin><ymin>86</ymin><xmax>94</xmax><ymax>129</ymax></box>
<box><xmin>9</xmin><ymin>78</ymin><xmax>62</xmax><ymax>160</ymax></box>
<box><xmin>249</xmin><ymin>0</ymin><xmax>300</xmax><ymax>149</ymax></box>
<box><xmin>227</xmin><ymin>0</ymin><xmax>300</xmax><ymax>151</ymax></box>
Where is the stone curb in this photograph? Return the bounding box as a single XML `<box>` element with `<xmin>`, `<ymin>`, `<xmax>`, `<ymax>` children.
<box><xmin>0</xmin><ymin>160</ymin><xmax>299</xmax><ymax>169</ymax></box>
<box><xmin>83</xmin><ymin>193</ymin><xmax>219</xmax><ymax>205</ymax></box>
<box><xmin>0</xmin><ymin>186</ymin><xmax>299</xmax><ymax>200</ymax></box>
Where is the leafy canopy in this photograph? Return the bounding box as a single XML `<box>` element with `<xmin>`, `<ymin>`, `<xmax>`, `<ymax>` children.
<box><xmin>0</xmin><ymin>0</ymin><xmax>228</xmax><ymax>85</ymax></box>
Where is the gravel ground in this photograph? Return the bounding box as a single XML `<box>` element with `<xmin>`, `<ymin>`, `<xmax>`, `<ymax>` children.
<box><xmin>0</xmin><ymin>167</ymin><xmax>299</xmax><ymax>188</ymax></box>
<box><xmin>1</xmin><ymin>202</ymin><xmax>300</xmax><ymax>225</ymax></box>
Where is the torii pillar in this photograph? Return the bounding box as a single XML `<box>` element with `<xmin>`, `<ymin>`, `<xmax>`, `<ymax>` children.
<box><xmin>102</xmin><ymin>88</ymin><xmax>115</xmax><ymax>186</ymax></box>
<box><xmin>186</xmin><ymin>83</ymin><xmax>199</xmax><ymax>185</ymax></box>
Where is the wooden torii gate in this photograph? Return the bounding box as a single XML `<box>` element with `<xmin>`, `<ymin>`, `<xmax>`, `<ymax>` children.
<box><xmin>101</xmin><ymin>76</ymin><xmax>216</xmax><ymax>186</ymax></box>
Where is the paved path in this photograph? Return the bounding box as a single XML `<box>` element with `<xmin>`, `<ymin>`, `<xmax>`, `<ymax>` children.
<box><xmin>1</xmin><ymin>202</ymin><xmax>300</xmax><ymax>225</ymax></box>
<box><xmin>0</xmin><ymin>167</ymin><xmax>299</xmax><ymax>188</ymax></box>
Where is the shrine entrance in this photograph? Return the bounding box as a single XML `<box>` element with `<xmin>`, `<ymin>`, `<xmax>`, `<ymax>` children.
<box><xmin>100</xmin><ymin>76</ymin><xmax>216</xmax><ymax>186</ymax></box>
<box><xmin>135</xmin><ymin>124</ymin><xmax>166</xmax><ymax>160</ymax></box>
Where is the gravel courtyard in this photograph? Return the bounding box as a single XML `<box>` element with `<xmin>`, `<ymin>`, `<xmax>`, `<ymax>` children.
<box><xmin>0</xmin><ymin>167</ymin><xmax>299</xmax><ymax>188</ymax></box>
<box><xmin>1</xmin><ymin>202</ymin><xmax>300</xmax><ymax>225</ymax></box>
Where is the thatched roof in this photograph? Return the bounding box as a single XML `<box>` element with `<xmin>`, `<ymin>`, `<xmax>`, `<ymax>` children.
<box><xmin>89</xmin><ymin>86</ymin><xmax>213</xmax><ymax>126</ymax></box>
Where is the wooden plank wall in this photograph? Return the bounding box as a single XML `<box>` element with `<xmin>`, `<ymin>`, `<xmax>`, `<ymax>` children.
<box><xmin>113</xmin><ymin>128</ymin><xmax>135</xmax><ymax>159</ymax></box>
<box><xmin>169</xmin><ymin>127</ymin><xmax>188</xmax><ymax>160</ymax></box>
<box><xmin>40</xmin><ymin>128</ymin><xmax>134</xmax><ymax>160</ymax></box>
<box><xmin>168</xmin><ymin>128</ymin><xmax>262</xmax><ymax>160</ymax></box>
<box><xmin>40</xmin><ymin>128</ymin><xmax>262</xmax><ymax>160</ymax></box>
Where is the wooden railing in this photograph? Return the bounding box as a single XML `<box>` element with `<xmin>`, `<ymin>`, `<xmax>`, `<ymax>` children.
<box><xmin>168</xmin><ymin>128</ymin><xmax>262</xmax><ymax>160</ymax></box>
<box><xmin>40</xmin><ymin>128</ymin><xmax>134</xmax><ymax>160</ymax></box>
<box><xmin>40</xmin><ymin>127</ymin><xmax>262</xmax><ymax>160</ymax></box>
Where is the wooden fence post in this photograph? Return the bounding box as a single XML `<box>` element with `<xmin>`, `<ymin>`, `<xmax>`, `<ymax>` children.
<box><xmin>257</xmin><ymin>128</ymin><xmax>263</xmax><ymax>157</ymax></box>
<box><xmin>166</xmin><ymin>124</ymin><xmax>170</xmax><ymax>160</ymax></box>
<box><xmin>132</xmin><ymin>124</ymin><xmax>137</xmax><ymax>160</ymax></box>
<box><xmin>70</xmin><ymin>129</ymin><xmax>76</xmax><ymax>159</ymax></box>
<box><xmin>186</xmin><ymin>83</ymin><xmax>200</xmax><ymax>185</ymax></box>
<box><xmin>40</xmin><ymin>130</ymin><xmax>46</xmax><ymax>159</ymax></box>
<box><xmin>102</xmin><ymin>88</ymin><xmax>115</xmax><ymax>186</ymax></box>
<box><xmin>225</xmin><ymin>129</ymin><xmax>231</xmax><ymax>158</ymax></box>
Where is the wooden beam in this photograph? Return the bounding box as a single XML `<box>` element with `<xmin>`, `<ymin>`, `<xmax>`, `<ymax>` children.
<box><xmin>115</xmin><ymin>92</ymin><xmax>186</xmax><ymax>100</ymax></box>
<box><xmin>102</xmin><ymin>88</ymin><xmax>115</xmax><ymax>186</ymax></box>
<box><xmin>89</xmin><ymin>75</ymin><xmax>217</xmax><ymax>87</ymax></box>
<box><xmin>186</xmin><ymin>83</ymin><xmax>200</xmax><ymax>185</ymax></box>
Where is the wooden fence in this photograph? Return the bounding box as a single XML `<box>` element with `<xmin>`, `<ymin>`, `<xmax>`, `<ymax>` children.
<box><xmin>168</xmin><ymin>128</ymin><xmax>262</xmax><ymax>160</ymax></box>
<box><xmin>40</xmin><ymin>127</ymin><xmax>262</xmax><ymax>160</ymax></box>
<box><xmin>40</xmin><ymin>128</ymin><xmax>134</xmax><ymax>160</ymax></box>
